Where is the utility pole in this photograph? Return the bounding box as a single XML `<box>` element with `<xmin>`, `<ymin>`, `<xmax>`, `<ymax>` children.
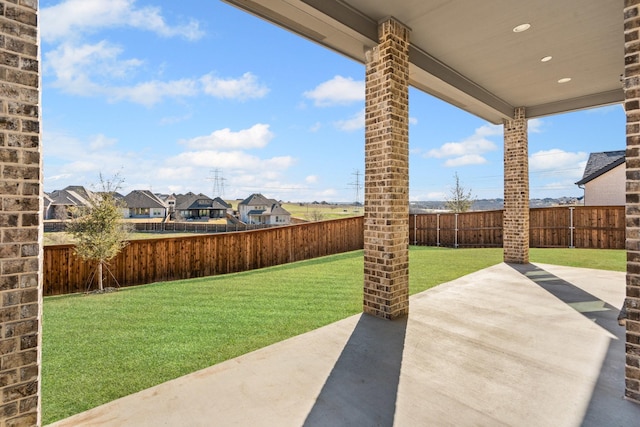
<box><xmin>349</xmin><ymin>169</ymin><xmax>362</xmax><ymax>210</ymax></box>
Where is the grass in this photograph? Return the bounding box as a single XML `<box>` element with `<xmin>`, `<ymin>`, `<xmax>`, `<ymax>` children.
<box><xmin>42</xmin><ymin>247</ymin><xmax>625</xmax><ymax>424</ymax></box>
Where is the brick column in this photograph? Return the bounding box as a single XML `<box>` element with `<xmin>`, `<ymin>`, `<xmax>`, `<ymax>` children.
<box><xmin>363</xmin><ymin>18</ymin><xmax>410</xmax><ymax>320</ymax></box>
<box><xmin>624</xmin><ymin>0</ymin><xmax>640</xmax><ymax>405</ymax></box>
<box><xmin>503</xmin><ymin>107</ymin><xmax>529</xmax><ymax>264</ymax></box>
<box><xmin>0</xmin><ymin>1</ymin><xmax>41</xmax><ymax>425</ymax></box>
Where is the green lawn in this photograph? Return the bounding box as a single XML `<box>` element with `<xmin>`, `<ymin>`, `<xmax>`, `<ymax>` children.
<box><xmin>42</xmin><ymin>247</ymin><xmax>625</xmax><ymax>424</ymax></box>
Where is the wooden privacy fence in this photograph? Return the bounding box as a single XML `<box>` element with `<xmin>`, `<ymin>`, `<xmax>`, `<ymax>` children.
<box><xmin>44</xmin><ymin>216</ymin><xmax>364</xmax><ymax>296</ymax></box>
<box><xmin>410</xmin><ymin>206</ymin><xmax>625</xmax><ymax>249</ymax></box>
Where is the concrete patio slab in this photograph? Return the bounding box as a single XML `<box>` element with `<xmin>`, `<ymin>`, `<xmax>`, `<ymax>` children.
<box><xmin>49</xmin><ymin>263</ymin><xmax>640</xmax><ymax>426</ymax></box>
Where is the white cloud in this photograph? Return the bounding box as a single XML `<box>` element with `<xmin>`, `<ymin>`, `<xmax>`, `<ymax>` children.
<box><xmin>444</xmin><ymin>154</ymin><xmax>487</xmax><ymax>167</ymax></box>
<box><xmin>201</xmin><ymin>72</ymin><xmax>269</xmax><ymax>100</ymax></box>
<box><xmin>45</xmin><ymin>41</ymin><xmax>265</xmax><ymax>106</ymax></box>
<box><xmin>529</xmin><ymin>149</ymin><xmax>588</xmax><ymax>181</ymax></box>
<box><xmin>109</xmin><ymin>79</ymin><xmax>199</xmax><ymax>106</ymax></box>
<box><xmin>426</xmin><ymin>124</ymin><xmax>500</xmax><ymax>167</ymax></box>
<box><xmin>181</xmin><ymin>124</ymin><xmax>274</xmax><ymax>150</ymax></box>
<box><xmin>41</xmin><ymin>0</ymin><xmax>203</xmax><ymax>43</ymax></box>
<box><xmin>45</xmin><ymin>41</ymin><xmax>143</xmax><ymax>96</ymax></box>
<box><xmin>335</xmin><ymin>109</ymin><xmax>365</xmax><ymax>132</ymax></box>
<box><xmin>409</xmin><ymin>117</ymin><xmax>419</xmax><ymax>125</ymax></box>
<box><xmin>305</xmin><ymin>175</ymin><xmax>319</xmax><ymax>184</ymax></box>
<box><xmin>304</xmin><ymin>76</ymin><xmax>364</xmax><ymax>106</ymax></box>
<box><xmin>89</xmin><ymin>134</ymin><xmax>117</xmax><ymax>151</ymax></box>
<box><xmin>309</xmin><ymin>122</ymin><xmax>322</xmax><ymax>132</ymax></box>
<box><xmin>170</xmin><ymin>150</ymin><xmax>295</xmax><ymax>171</ymax></box>
<box><xmin>528</xmin><ymin>118</ymin><xmax>544</xmax><ymax>133</ymax></box>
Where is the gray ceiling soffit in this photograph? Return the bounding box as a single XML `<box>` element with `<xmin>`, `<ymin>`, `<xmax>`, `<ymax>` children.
<box><xmin>408</xmin><ymin>46</ymin><xmax>514</xmax><ymax>120</ymax></box>
<box><xmin>225</xmin><ymin>0</ymin><xmax>327</xmax><ymax>43</ymax></box>
<box><xmin>301</xmin><ymin>0</ymin><xmax>377</xmax><ymax>42</ymax></box>
<box><xmin>525</xmin><ymin>89</ymin><xmax>624</xmax><ymax>119</ymax></box>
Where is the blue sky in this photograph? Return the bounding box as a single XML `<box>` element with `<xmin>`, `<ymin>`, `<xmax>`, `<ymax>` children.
<box><xmin>40</xmin><ymin>0</ymin><xmax>626</xmax><ymax>203</ymax></box>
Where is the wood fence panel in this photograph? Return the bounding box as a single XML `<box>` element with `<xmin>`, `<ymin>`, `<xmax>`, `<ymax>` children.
<box><xmin>572</xmin><ymin>206</ymin><xmax>625</xmax><ymax>249</ymax></box>
<box><xmin>43</xmin><ymin>217</ymin><xmax>365</xmax><ymax>296</ymax></box>
<box><xmin>456</xmin><ymin>210</ymin><xmax>503</xmax><ymax>247</ymax></box>
<box><xmin>410</xmin><ymin>206</ymin><xmax>624</xmax><ymax>250</ymax></box>
<box><xmin>530</xmin><ymin>208</ymin><xmax>570</xmax><ymax>248</ymax></box>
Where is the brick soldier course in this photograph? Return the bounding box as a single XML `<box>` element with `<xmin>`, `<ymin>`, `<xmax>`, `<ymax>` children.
<box><xmin>624</xmin><ymin>0</ymin><xmax>640</xmax><ymax>405</ymax></box>
<box><xmin>503</xmin><ymin>107</ymin><xmax>529</xmax><ymax>264</ymax></box>
<box><xmin>363</xmin><ymin>18</ymin><xmax>411</xmax><ymax>320</ymax></box>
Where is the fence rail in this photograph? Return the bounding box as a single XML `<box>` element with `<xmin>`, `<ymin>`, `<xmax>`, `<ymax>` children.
<box><xmin>410</xmin><ymin>206</ymin><xmax>625</xmax><ymax>249</ymax></box>
<box><xmin>43</xmin><ymin>216</ymin><xmax>364</xmax><ymax>296</ymax></box>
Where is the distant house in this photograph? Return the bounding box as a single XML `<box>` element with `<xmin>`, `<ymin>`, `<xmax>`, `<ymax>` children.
<box><xmin>237</xmin><ymin>193</ymin><xmax>291</xmax><ymax>225</ymax></box>
<box><xmin>123</xmin><ymin>190</ymin><xmax>168</xmax><ymax>218</ymax></box>
<box><xmin>44</xmin><ymin>185</ymin><xmax>96</xmax><ymax>219</ymax></box>
<box><xmin>575</xmin><ymin>150</ymin><xmax>625</xmax><ymax>206</ymax></box>
<box><xmin>173</xmin><ymin>193</ymin><xmax>232</xmax><ymax>220</ymax></box>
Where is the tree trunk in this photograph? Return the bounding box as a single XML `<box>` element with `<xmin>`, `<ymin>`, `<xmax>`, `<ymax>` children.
<box><xmin>97</xmin><ymin>262</ymin><xmax>104</xmax><ymax>291</ymax></box>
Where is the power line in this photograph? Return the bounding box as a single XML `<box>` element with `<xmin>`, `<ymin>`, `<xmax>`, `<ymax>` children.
<box><xmin>207</xmin><ymin>169</ymin><xmax>226</xmax><ymax>198</ymax></box>
<box><xmin>348</xmin><ymin>169</ymin><xmax>362</xmax><ymax>205</ymax></box>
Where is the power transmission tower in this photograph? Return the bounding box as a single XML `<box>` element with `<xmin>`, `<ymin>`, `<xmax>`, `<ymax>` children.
<box><xmin>349</xmin><ymin>169</ymin><xmax>363</xmax><ymax>209</ymax></box>
<box><xmin>207</xmin><ymin>169</ymin><xmax>226</xmax><ymax>198</ymax></box>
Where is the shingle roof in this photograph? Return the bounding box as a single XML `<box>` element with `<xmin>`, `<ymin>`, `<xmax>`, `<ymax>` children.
<box><xmin>47</xmin><ymin>186</ymin><xmax>95</xmax><ymax>207</ymax></box>
<box><xmin>123</xmin><ymin>190</ymin><xmax>167</xmax><ymax>209</ymax></box>
<box><xmin>575</xmin><ymin>150</ymin><xmax>625</xmax><ymax>185</ymax></box>
<box><xmin>212</xmin><ymin>197</ymin><xmax>231</xmax><ymax>209</ymax></box>
<box><xmin>269</xmin><ymin>204</ymin><xmax>290</xmax><ymax>216</ymax></box>
<box><xmin>174</xmin><ymin>193</ymin><xmax>219</xmax><ymax>210</ymax></box>
<box><xmin>239</xmin><ymin>193</ymin><xmax>272</xmax><ymax>207</ymax></box>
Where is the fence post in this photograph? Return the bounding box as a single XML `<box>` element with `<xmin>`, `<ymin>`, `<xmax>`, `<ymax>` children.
<box><xmin>454</xmin><ymin>213</ymin><xmax>459</xmax><ymax>248</ymax></box>
<box><xmin>413</xmin><ymin>214</ymin><xmax>417</xmax><ymax>245</ymax></box>
<box><xmin>569</xmin><ymin>207</ymin><xmax>575</xmax><ymax>248</ymax></box>
<box><xmin>437</xmin><ymin>213</ymin><xmax>440</xmax><ymax>247</ymax></box>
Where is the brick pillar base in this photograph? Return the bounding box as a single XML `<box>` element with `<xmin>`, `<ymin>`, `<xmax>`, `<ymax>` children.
<box><xmin>624</xmin><ymin>0</ymin><xmax>640</xmax><ymax>404</ymax></box>
<box><xmin>503</xmin><ymin>107</ymin><xmax>529</xmax><ymax>264</ymax></box>
<box><xmin>363</xmin><ymin>18</ymin><xmax>410</xmax><ymax>320</ymax></box>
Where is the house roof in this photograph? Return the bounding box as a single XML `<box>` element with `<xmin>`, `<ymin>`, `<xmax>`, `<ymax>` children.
<box><xmin>123</xmin><ymin>190</ymin><xmax>167</xmax><ymax>209</ymax></box>
<box><xmin>174</xmin><ymin>192</ymin><xmax>219</xmax><ymax>210</ymax></box>
<box><xmin>239</xmin><ymin>193</ymin><xmax>273</xmax><ymax>207</ymax></box>
<box><xmin>47</xmin><ymin>186</ymin><xmax>95</xmax><ymax>207</ymax></box>
<box><xmin>247</xmin><ymin>204</ymin><xmax>291</xmax><ymax>217</ymax></box>
<box><xmin>212</xmin><ymin>197</ymin><xmax>231</xmax><ymax>209</ymax></box>
<box><xmin>575</xmin><ymin>150</ymin><xmax>625</xmax><ymax>185</ymax></box>
<box><xmin>270</xmin><ymin>204</ymin><xmax>291</xmax><ymax>216</ymax></box>
<box><xmin>223</xmin><ymin>0</ymin><xmax>623</xmax><ymax>124</ymax></box>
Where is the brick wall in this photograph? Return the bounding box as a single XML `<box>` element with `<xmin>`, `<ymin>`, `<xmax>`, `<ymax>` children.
<box><xmin>363</xmin><ymin>18</ymin><xmax>410</xmax><ymax>320</ymax></box>
<box><xmin>0</xmin><ymin>0</ymin><xmax>41</xmax><ymax>425</ymax></box>
<box><xmin>503</xmin><ymin>107</ymin><xmax>529</xmax><ymax>264</ymax></box>
<box><xmin>624</xmin><ymin>0</ymin><xmax>640</xmax><ymax>405</ymax></box>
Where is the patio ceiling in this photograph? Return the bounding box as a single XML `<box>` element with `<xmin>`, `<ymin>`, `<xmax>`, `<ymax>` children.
<box><xmin>222</xmin><ymin>0</ymin><xmax>624</xmax><ymax>124</ymax></box>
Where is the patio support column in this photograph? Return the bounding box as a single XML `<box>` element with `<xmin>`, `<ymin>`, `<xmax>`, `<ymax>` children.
<box><xmin>624</xmin><ymin>0</ymin><xmax>640</xmax><ymax>404</ymax></box>
<box><xmin>503</xmin><ymin>107</ymin><xmax>529</xmax><ymax>264</ymax></box>
<box><xmin>0</xmin><ymin>0</ymin><xmax>42</xmax><ymax>424</ymax></box>
<box><xmin>363</xmin><ymin>17</ymin><xmax>410</xmax><ymax>320</ymax></box>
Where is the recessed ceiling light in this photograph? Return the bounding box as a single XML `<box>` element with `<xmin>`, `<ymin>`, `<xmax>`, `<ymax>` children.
<box><xmin>513</xmin><ymin>23</ymin><xmax>531</xmax><ymax>33</ymax></box>
<box><xmin>558</xmin><ymin>77</ymin><xmax>572</xmax><ymax>83</ymax></box>
<box><xmin>541</xmin><ymin>56</ymin><xmax>553</xmax><ymax>62</ymax></box>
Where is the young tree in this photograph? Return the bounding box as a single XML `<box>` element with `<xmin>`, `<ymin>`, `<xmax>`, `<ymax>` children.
<box><xmin>445</xmin><ymin>172</ymin><xmax>474</xmax><ymax>213</ymax></box>
<box><xmin>66</xmin><ymin>174</ymin><xmax>131</xmax><ymax>292</ymax></box>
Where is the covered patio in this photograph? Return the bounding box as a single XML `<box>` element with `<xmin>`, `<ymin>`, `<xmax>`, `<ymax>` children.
<box><xmin>49</xmin><ymin>263</ymin><xmax>640</xmax><ymax>426</ymax></box>
<box><xmin>218</xmin><ymin>0</ymin><xmax>640</xmax><ymax>404</ymax></box>
<box><xmin>0</xmin><ymin>0</ymin><xmax>638</xmax><ymax>424</ymax></box>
